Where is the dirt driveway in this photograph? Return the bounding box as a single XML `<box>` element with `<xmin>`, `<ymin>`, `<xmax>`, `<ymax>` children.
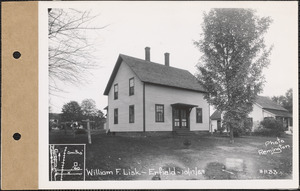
<box><xmin>50</xmin><ymin>131</ymin><xmax>293</xmax><ymax>180</ymax></box>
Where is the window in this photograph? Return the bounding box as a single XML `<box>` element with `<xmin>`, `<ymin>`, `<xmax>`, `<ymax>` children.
<box><xmin>129</xmin><ymin>77</ymin><xmax>134</xmax><ymax>96</ymax></box>
<box><xmin>196</xmin><ymin>108</ymin><xmax>202</xmax><ymax>123</ymax></box>
<box><xmin>114</xmin><ymin>108</ymin><xmax>118</xmax><ymax>124</ymax></box>
<box><xmin>114</xmin><ymin>84</ymin><xmax>118</xmax><ymax>100</ymax></box>
<box><xmin>129</xmin><ymin>105</ymin><xmax>134</xmax><ymax>123</ymax></box>
<box><xmin>155</xmin><ymin>104</ymin><xmax>164</xmax><ymax>122</ymax></box>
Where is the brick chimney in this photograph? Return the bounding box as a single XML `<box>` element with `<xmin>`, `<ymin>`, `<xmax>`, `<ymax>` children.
<box><xmin>164</xmin><ymin>52</ymin><xmax>170</xmax><ymax>66</ymax></box>
<box><xmin>145</xmin><ymin>47</ymin><xmax>150</xmax><ymax>61</ymax></box>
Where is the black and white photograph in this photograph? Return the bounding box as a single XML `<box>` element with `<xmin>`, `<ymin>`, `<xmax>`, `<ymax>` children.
<box><xmin>39</xmin><ymin>1</ymin><xmax>298</xmax><ymax>189</ymax></box>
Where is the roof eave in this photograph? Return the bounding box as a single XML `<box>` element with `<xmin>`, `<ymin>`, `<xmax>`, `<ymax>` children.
<box><xmin>103</xmin><ymin>55</ymin><xmax>123</xmax><ymax>95</ymax></box>
<box><xmin>144</xmin><ymin>82</ymin><xmax>207</xmax><ymax>93</ymax></box>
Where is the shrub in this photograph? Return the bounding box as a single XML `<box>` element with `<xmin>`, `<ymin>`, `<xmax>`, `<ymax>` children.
<box><xmin>257</xmin><ymin>118</ymin><xmax>285</xmax><ymax>136</ymax></box>
<box><xmin>233</xmin><ymin>127</ymin><xmax>243</xmax><ymax>137</ymax></box>
<box><xmin>254</xmin><ymin>127</ymin><xmax>272</xmax><ymax>136</ymax></box>
<box><xmin>233</xmin><ymin>119</ymin><xmax>251</xmax><ymax>137</ymax></box>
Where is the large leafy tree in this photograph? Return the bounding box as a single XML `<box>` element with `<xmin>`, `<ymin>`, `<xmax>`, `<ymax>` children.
<box><xmin>81</xmin><ymin>99</ymin><xmax>106</xmax><ymax>129</ymax></box>
<box><xmin>194</xmin><ymin>9</ymin><xmax>272</xmax><ymax>143</ymax></box>
<box><xmin>61</xmin><ymin>101</ymin><xmax>82</xmax><ymax>122</ymax></box>
<box><xmin>81</xmin><ymin>99</ymin><xmax>98</xmax><ymax>118</ymax></box>
<box><xmin>272</xmin><ymin>88</ymin><xmax>293</xmax><ymax>114</ymax></box>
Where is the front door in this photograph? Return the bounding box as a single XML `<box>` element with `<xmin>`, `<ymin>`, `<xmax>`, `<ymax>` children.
<box><xmin>173</xmin><ymin>108</ymin><xmax>189</xmax><ymax>131</ymax></box>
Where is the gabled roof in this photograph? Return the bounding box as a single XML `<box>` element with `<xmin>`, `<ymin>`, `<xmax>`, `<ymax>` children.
<box><xmin>103</xmin><ymin>54</ymin><xmax>207</xmax><ymax>95</ymax></box>
<box><xmin>210</xmin><ymin>110</ymin><xmax>221</xmax><ymax>120</ymax></box>
<box><xmin>211</xmin><ymin>96</ymin><xmax>292</xmax><ymax>119</ymax></box>
<box><xmin>255</xmin><ymin>96</ymin><xmax>288</xmax><ymax>111</ymax></box>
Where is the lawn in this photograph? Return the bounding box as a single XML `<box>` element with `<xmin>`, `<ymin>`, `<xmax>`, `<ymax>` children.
<box><xmin>49</xmin><ymin>130</ymin><xmax>293</xmax><ymax>180</ymax></box>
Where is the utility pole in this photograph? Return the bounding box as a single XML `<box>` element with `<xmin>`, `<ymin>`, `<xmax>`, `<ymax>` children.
<box><xmin>82</xmin><ymin>119</ymin><xmax>94</xmax><ymax>144</ymax></box>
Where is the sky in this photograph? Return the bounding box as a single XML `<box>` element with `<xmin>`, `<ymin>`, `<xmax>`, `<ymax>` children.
<box><xmin>47</xmin><ymin>1</ymin><xmax>298</xmax><ymax>113</ymax></box>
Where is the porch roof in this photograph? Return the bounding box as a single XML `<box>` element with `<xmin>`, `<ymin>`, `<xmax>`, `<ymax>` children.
<box><xmin>171</xmin><ymin>103</ymin><xmax>198</xmax><ymax>108</ymax></box>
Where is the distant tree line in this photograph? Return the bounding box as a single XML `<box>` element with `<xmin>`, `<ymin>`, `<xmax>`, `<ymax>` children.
<box><xmin>60</xmin><ymin>99</ymin><xmax>106</xmax><ymax>129</ymax></box>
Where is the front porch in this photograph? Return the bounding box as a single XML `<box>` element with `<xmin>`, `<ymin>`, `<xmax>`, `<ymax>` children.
<box><xmin>171</xmin><ymin>103</ymin><xmax>198</xmax><ymax>133</ymax></box>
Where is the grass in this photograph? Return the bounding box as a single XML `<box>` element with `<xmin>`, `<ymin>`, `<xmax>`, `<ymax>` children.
<box><xmin>49</xmin><ymin>130</ymin><xmax>293</xmax><ymax>180</ymax></box>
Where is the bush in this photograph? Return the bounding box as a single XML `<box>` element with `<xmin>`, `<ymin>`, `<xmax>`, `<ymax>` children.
<box><xmin>254</xmin><ymin>127</ymin><xmax>272</xmax><ymax>136</ymax></box>
<box><xmin>256</xmin><ymin>118</ymin><xmax>285</xmax><ymax>136</ymax></box>
<box><xmin>233</xmin><ymin>119</ymin><xmax>251</xmax><ymax>137</ymax></box>
<box><xmin>233</xmin><ymin>127</ymin><xmax>243</xmax><ymax>137</ymax></box>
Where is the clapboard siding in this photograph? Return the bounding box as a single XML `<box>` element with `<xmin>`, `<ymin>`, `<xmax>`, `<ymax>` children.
<box><xmin>249</xmin><ymin>103</ymin><xmax>275</xmax><ymax>131</ymax></box>
<box><xmin>144</xmin><ymin>83</ymin><xmax>209</xmax><ymax>131</ymax></box>
<box><xmin>108</xmin><ymin>61</ymin><xmax>143</xmax><ymax>132</ymax></box>
<box><xmin>211</xmin><ymin>120</ymin><xmax>218</xmax><ymax>132</ymax></box>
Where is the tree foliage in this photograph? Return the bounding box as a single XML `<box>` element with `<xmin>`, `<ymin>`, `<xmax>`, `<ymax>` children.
<box><xmin>48</xmin><ymin>8</ymin><xmax>106</xmax><ymax>95</ymax></box>
<box><xmin>60</xmin><ymin>99</ymin><xmax>106</xmax><ymax>129</ymax></box>
<box><xmin>81</xmin><ymin>99</ymin><xmax>106</xmax><ymax>128</ymax></box>
<box><xmin>61</xmin><ymin>101</ymin><xmax>82</xmax><ymax>122</ymax></box>
<box><xmin>194</xmin><ymin>9</ymin><xmax>272</xmax><ymax>142</ymax></box>
<box><xmin>272</xmin><ymin>88</ymin><xmax>293</xmax><ymax>114</ymax></box>
<box><xmin>256</xmin><ymin>117</ymin><xmax>285</xmax><ymax>137</ymax></box>
<box><xmin>81</xmin><ymin>99</ymin><xmax>98</xmax><ymax>118</ymax></box>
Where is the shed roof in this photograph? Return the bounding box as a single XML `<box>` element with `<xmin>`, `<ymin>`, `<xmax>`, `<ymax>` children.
<box><xmin>103</xmin><ymin>54</ymin><xmax>206</xmax><ymax>95</ymax></box>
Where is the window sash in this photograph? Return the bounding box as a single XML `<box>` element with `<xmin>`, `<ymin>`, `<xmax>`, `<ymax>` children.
<box><xmin>129</xmin><ymin>105</ymin><xmax>134</xmax><ymax>123</ymax></box>
<box><xmin>196</xmin><ymin>108</ymin><xmax>202</xmax><ymax>123</ymax></box>
<box><xmin>114</xmin><ymin>108</ymin><xmax>118</xmax><ymax>124</ymax></box>
<box><xmin>155</xmin><ymin>104</ymin><xmax>164</xmax><ymax>122</ymax></box>
<box><xmin>114</xmin><ymin>84</ymin><xmax>118</xmax><ymax>99</ymax></box>
<box><xmin>129</xmin><ymin>78</ymin><xmax>134</xmax><ymax>95</ymax></box>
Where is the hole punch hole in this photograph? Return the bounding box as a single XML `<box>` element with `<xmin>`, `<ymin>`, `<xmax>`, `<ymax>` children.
<box><xmin>13</xmin><ymin>133</ymin><xmax>21</xmax><ymax>140</ymax></box>
<box><xmin>13</xmin><ymin>51</ymin><xmax>21</xmax><ymax>59</ymax></box>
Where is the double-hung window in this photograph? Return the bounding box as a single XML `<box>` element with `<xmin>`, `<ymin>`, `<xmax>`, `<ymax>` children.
<box><xmin>129</xmin><ymin>105</ymin><xmax>134</xmax><ymax>123</ymax></box>
<box><xmin>129</xmin><ymin>77</ymin><xmax>134</xmax><ymax>96</ymax></box>
<box><xmin>114</xmin><ymin>84</ymin><xmax>118</xmax><ymax>100</ymax></box>
<box><xmin>114</xmin><ymin>108</ymin><xmax>118</xmax><ymax>124</ymax></box>
<box><xmin>196</xmin><ymin>108</ymin><xmax>203</xmax><ymax>123</ymax></box>
<box><xmin>155</xmin><ymin>104</ymin><xmax>164</xmax><ymax>122</ymax></box>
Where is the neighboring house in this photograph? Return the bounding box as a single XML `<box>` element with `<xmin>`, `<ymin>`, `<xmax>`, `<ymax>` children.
<box><xmin>210</xmin><ymin>96</ymin><xmax>293</xmax><ymax>132</ymax></box>
<box><xmin>210</xmin><ymin>110</ymin><xmax>222</xmax><ymax>132</ymax></box>
<box><xmin>103</xmin><ymin>47</ymin><xmax>210</xmax><ymax>133</ymax></box>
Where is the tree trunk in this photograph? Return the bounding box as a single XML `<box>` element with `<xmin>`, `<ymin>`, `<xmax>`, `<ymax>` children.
<box><xmin>229</xmin><ymin>125</ymin><xmax>234</xmax><ymax>144</ymax></box>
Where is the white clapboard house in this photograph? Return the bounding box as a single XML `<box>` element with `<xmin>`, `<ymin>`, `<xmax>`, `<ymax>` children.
<box><xmin>210</xmin><ymin>96</ymin><xmax>293</xmax><ymax>132</ymax></box>
<box><xmin>103</xmin><ymin>47</ymin><xmax>210</xmax><ymax>133</ymax></box>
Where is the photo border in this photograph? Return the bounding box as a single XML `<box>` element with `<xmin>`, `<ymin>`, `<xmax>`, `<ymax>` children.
<box><xmin>38</xmin><ymin>1</ymin><xmax>299</xmax><ymax>189</ymax></box>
